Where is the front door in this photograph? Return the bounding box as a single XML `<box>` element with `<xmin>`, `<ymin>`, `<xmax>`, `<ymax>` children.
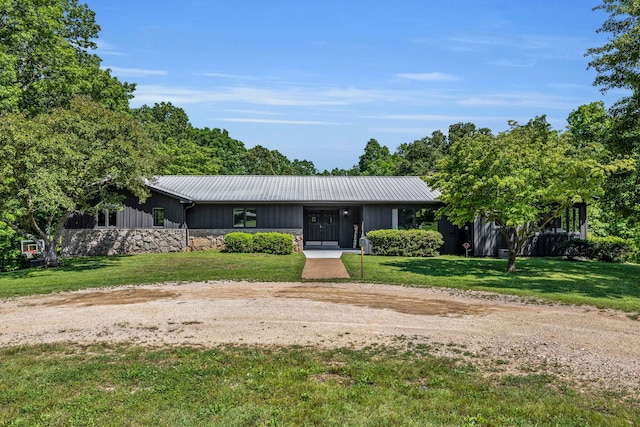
<box><xmin>305</xmin><ymin>210</ymin><xmax>339</xmax><ymax>246</ymax></box>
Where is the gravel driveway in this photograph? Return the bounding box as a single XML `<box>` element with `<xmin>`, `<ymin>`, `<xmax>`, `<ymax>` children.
<box><xmin>1</xmin><ymin>281</ymin><xmax>638</xmax><ymax>397</ymax></box>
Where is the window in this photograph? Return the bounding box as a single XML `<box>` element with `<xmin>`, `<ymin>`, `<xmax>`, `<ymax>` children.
<box><xmin>97</xmin><ymin>209</ymin><xmax>117</xmax><ymax>227</ymax></box>
<box><xmin>397</xmin><ymin>207</ymin><xmax>438</xmax><ymax>231</ymax></box>
<box><xmin>542</xmin><ymin>207</ymin><xmax>580</xmax><ymax>233</ymax></box>
<box><xmin>562</xmin><ymin>207</ymin><xmax>580</xmax><ymax>233</ymax></box>
<box><xmin>233</xmin><ymin>208</ymin><xmax>257</xmax><ymax>227</ymax></box>
<box><xmin>152</xmin><ymin>208</ymin><xmax>165</xmax><ymax>227</ymax></box>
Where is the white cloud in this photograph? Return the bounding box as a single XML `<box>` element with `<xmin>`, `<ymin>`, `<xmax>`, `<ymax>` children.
<box><xmin>201</xmin><ymin>72</ymin><xmax>256</xmax><ymax>80</ymax></box>
<box><xmin>106</xmin><ymin>66</ymin><xmax>168</xmax><ymax>77</ymax></box>
<box><xmin>96</xmin><ymin>40</ymin><xmax>126</xmax><ymax>56</ymax></box>
<box><xmin>488</xmin><ymin>59</ymin><xmax>536</xmax><ymax>68</ymax></box>
<box><xmin>220</xmin><ymin>118</ymin><xmax>335</xmax><ymax>125</ymax></box>
<box><xmin>363</xmin><ymin>114</ymin><xmax>484</xmax><ymax>122</ymax></box>
<box><xmin>397</xmin><ymin>72</ymin><xmax>458</xmax><ymax>82</ymax></box>
<box><xmin>458</xmin><ymin>92</ymin><xmax>574</xmax><ymax>110</ymax></box>
<box><xmin>131</xmin><ymin>84</ymin><xmax>402</xmax><ymax>107</ymax></box>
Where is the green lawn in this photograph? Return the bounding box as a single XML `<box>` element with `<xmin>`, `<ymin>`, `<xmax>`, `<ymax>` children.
<box><xmin>2</xmin><ymin>252</ymin><xmax>639</xmax><ymax>425</ymax></box>
<box><xmin>1</xmin><ymin>251</ymin><xmax>639</xmax><ymax>313</ymax></box>
<box><xmin>343</xmin><ymin>254</ymin><xmax>640</xmax><ymax>313</ymax></box>
<box><xmin>1</xmin><ymin>343</ymin><xmax>638</xmax><ymax>426</ymax></box>
<box><xmin>0</xmin><ymin>251</ymin><xmax>306</xmax><ymax>298</ymax></box>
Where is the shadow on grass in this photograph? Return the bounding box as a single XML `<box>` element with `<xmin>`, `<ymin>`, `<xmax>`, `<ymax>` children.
<box><xmin>377</xmin><ymin>256</ymin><xmax>640</xmax><ymax>301</ymax></box>
<box><xmin>2</xmin><ymin>256</ymin><xmax>125</xmax><ymax>280</ymax></box>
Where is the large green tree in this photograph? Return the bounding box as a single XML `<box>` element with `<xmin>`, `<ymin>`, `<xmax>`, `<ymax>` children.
<box><xmin>394</xmin><ymin>123</ymin><xmax>492</xmax><ymax>176</ymax></box>
<box><xmin>242</xmin><ymin>145</ymin><xmax>293</xmax><ymax>175</ymax></box>
<box><xmin>133</xmin><ymin>102</ymin><xmax>222</xmax><ymax>175</ymax></box>
<box><xmin>0</xmin><ymin>0</ymin><xmax>133</xmax><ymax>114</ymax></box>
<box><xmin>358</xmin><ymin>138</ymin><xmax>397</xmax><ymax>176</ymax></box>
<box><xmin>0</xmin><ymin>98</ymin><xmax>161</xmax><ymax>267</ymax></box>
<box><xmin>429</xmin><ymin>116</ymin><xmax>617</xmax><ymax>272</ymax></box>
<box><xmin>193</xmin><ymin>127</ymin><xmax>247</xmax><ymax>175</ymax></box>
<box><xmin>586</xmin><ymin>0</ymin><xmax>640</xmax><ymax>250</ymax></box>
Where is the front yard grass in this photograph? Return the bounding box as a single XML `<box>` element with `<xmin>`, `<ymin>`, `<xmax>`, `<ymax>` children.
<box><xmin>1</xmin><ymin>252</ymin><xmax>639</xmax><ymax>424</ymax></box>
<box><xmin>1</xmin><ymin>251</ymin><xmax>639</xmax><ymax>313</ymax></box>
<box><xmin>1</xmin><ymin>343</ymin><xmax>638</xmax><ymax>426</ymax></box>
<box><xmin>343</xmin><ymin>255</ymin><xmax>640</xmax><ymax>313</ymax></box>
<box><xmin>0</xmin><ymin>251</ymin><xmax>306</xmax><ymax>298</ymax></box>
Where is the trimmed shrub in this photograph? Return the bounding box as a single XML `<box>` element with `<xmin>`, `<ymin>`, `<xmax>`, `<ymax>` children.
<box><xmin>591</xmin><ymin>236</ymin><xmax>633</xmax><ymax>263</ymax></box>
<box><xmin>561</xmin><ymin>238</ymin><xmax>592</xmax><ymax>260</ymax></box>
<box><xmin>367</xmin><ymin>229</ymin><xmax>443</xmax><ymax>257</ymax></box>
<box><xmin>224</xmin><ymin>232</ymin><xmax>254</xmax><ymax>253</ymax></box>
<box><xmin>252</xmin><ymin>232</ymin><xmax>293</xmax><ymax>255</ymax></box>
<box><xmin>562</xmin><ymin>236</ymin><xmax>633</xmax><ymax>263</ymax></box>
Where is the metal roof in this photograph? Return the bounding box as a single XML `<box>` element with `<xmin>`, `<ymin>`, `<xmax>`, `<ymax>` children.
<box><xmin>147</xmin><ymin>175</ymin><xmax>440</xmax><ymax>203</ymax></box>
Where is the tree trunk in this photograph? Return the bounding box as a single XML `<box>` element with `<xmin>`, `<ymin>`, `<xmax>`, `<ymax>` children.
<box><xmin>41</xmin><ymin>241</ymin><xmax>62</xmax><ymax>268</ymax></box>
<box><xmin>507</xmin><ymin>252</ymin><xmax>517</xmax><ymax>273</ymax></box>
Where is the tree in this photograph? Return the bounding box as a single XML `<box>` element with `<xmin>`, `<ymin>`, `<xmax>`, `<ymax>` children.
<box><xmin>0</xmin><ymin>0</ymin><xmax>133</xmax><ymax>114</ymax></box>
<box><xmin>133</xmin><ymin>103</ymin><xmax>221</xmax><ymax>175</ymax></box>
<box><xmin>429</xmin><ymin>116</ymin><xmax>617</xmax><ymax>272</ymax></box>
<box><xmin>586</xmin><ymin>0</ymin><xmax>640</xmax><ymax>101</ymax></box>
<box><xmin>358</xmin><ymin>138</ymin><xmax>397</xmax><ymax>175</ymax></box>
<box><xmin>393</xmin><ymin>123</ymin><xmax>492</xmax><ymax>176</ymax></box>
<box><xmin>395</xmin><ymin>130</ymin><xmax>451</xmax><ymax>176</ymax></box>
<box><xmin>193</xmin><ymin>127</ymin><xmax>247</xmax><ymax>175</ymax></box>
<box><xmin>586</xmin><ymin>1</ymin><xmax>640</xmax><ymax>253</ymax></box>
<box><xmin>290</xmin><ymin>159</ymin><xmax>318</xmax><ymax>175</ymax></box>
<box><xmin>0</xmin><ymin>97</ymin><xmax>162</xmax><ymax>267</ymax></box>
<box><xmin>242</xmin><ymin>145</ymin><xmax>292</xmax><ymax>175</ymax></box>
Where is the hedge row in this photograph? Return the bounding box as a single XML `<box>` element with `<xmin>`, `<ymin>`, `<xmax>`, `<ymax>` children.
<box><xmin>367</xmin><ymin>229</ymin><xmax>443</xmax><ymax>257</ymax></box>
<box><xmin>562</xmin><ymin>236</ymin><xmax>634</xmax><ymax>263</ymax></box>
<box><xmin>224</xmin><ymin>232</ymin><xmax>293</xmax><ymax>255</ymax></box>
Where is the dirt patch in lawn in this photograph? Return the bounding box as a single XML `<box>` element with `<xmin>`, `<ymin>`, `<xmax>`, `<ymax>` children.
<box><xmin>48</xmin><ymin>289</ymin><xmax>179</xmax><ymax>306</ymax></box>
<box><xmin>1</xmin><ymin>281</ymin><xmax>639</xmax><ymax>399</ymax></box>
<box><xmin>301</xmin><ymin>258</ymin><xmax>350</xmax><ymax>279</ymax></box>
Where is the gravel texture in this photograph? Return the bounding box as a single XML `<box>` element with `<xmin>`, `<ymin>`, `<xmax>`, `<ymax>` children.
<box><xmin>1</xmin><ymin>280</ymin><xmax>638</xmax><ymax>397</ymax></box>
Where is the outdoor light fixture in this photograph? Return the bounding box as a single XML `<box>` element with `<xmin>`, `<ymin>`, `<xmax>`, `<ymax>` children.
<box><xmin>343</xmin><ymin>208</ymin><xmax>350</xmax><ymax>217</ymax></box>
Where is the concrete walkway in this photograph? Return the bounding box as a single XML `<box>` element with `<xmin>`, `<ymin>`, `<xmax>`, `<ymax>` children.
<box><xmin>301</xmin><ymin>249</ymin><xmax>359</xmax><ymax>279</ymax></box>
<box><xmin>303</xmin><ymin>249</ymin><xmax>360</xmax><ymax>258</ymax></box>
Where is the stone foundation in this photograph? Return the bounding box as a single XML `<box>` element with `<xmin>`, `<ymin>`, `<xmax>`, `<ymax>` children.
<box><xmin>61</xmin><ymin>228</ymin><xmax>304</xmax><ymax>256</ymax></box>
<box><xmin>187</xmin><ymin>229</ymin><xmax>304</xmax><ymax>253</ymax></box>
<box><xmin>61</xmin><ymin>229</ymin><xmax>186</xmax><ymax>257</ymax></box>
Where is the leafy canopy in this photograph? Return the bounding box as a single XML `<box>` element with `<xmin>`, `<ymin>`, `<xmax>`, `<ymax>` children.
<box><xmin>0</xmin><ymin>0</ymin><xmax>133</xmax><ymax>114</ymax></box>
<box><xmin>0</xmin><ymin>97</ymin><xmax>162</xmax><ymax>266</ymax></box>
<box><xmin>428</xmin><ymin>116</ymin><xmax>617</xmax><ymax>272</ymax></box>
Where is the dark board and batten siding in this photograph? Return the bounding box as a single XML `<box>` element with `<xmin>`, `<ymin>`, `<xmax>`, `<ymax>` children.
<box><xmin>187</xmin><ymin>204</ymin><xmax>303</xmax><ymax>229</ymax></box>
<box><xmin>363</xmin><ymin>205</ymin><xmax>392</xmax><ymax>232</ymax></box>
<box><xmin>119</xmin><ymin>192</ymin><xmax>183</xmax><ymax>229</ymax></box>
<box><xmin>65</xmin><ymin>191</ymin><xmax>184</xmax><ymax>230</ymax></box>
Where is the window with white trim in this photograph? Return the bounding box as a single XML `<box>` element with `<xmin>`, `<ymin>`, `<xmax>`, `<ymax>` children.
<box><xmin>394</xmin><ymin>207</ymin><xmax>438</xmax><ymax>231</ymax></box>
<box><xmin>97</xmin><ymin>209</ymin><xmax>117</xmax><ymax>227</ymax></box>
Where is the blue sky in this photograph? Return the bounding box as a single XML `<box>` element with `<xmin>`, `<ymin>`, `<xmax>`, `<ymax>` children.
<box><xmin>91</xmin><ymin>0</ymin><xmax>619</xmax><ymax>171</ymax></box>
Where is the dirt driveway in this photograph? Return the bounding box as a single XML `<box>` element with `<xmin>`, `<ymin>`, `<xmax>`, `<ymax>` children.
<box><xmin>1</xmin><ymin>281</ymin><xmax>638</xmax><ymax>397</ymax></box>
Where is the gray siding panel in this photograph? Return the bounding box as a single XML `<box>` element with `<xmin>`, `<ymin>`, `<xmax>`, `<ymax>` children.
<box><xmin>187</xmin><ymin>204</ymin><xmax>303</xmax><ymax>229</ymax></box>
<box><xmin>473</xmin><ymin>217</ymin><xmax>500</xmax><ymax>257</ymax></box>
<box><xmin>363</xmin><ymin>205</ymin><xmax>392</xmax><ymax>232</ymax></box>
<box><xmin>187</xmin><ymin>205</ymin><xmax>231</xmax><ymax>228</ymax></box>
<box><xmin>120</xmin><ymin>192</ymin><xmax>183</xmax><ymax>229</ymax></box>
<box><xmin>259</xmin><ymin>205</ymin><xmax>303</xmax><ymax>228</ymax></box>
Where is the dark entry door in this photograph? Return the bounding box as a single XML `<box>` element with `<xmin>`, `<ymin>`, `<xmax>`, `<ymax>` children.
<box><xmin>305</xmin><ymin>210</ymin><xmax>339</xmax><ymax>246</ymax></box>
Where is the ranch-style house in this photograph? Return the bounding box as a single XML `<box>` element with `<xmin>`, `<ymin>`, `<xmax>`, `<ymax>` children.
<box><xmin>62</xmin><ymin>175</ymin><xmax>587</xmax><ymax>257</ymax></box>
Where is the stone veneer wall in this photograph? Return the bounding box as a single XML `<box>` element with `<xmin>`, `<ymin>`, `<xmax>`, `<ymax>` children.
<box><xmin>188</xmin><ymin>229</ymin><xmax>304</xmax><ymax>253</ymax></box>
<box><xmin>61</xmin><ymin>229</ymin><xmax>187</xmax><ymax>257</ymax></box>
<box><xmin>61</xmin><ymin>228</ymin><xmax>304</xmax><ymax>257</ymax></box>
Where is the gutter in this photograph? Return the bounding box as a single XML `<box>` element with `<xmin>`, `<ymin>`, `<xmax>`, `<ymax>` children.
<box><xmin>182</xmin><ymin>201</ymin><xmax>196</xmax><ymax>251</ymax></box>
